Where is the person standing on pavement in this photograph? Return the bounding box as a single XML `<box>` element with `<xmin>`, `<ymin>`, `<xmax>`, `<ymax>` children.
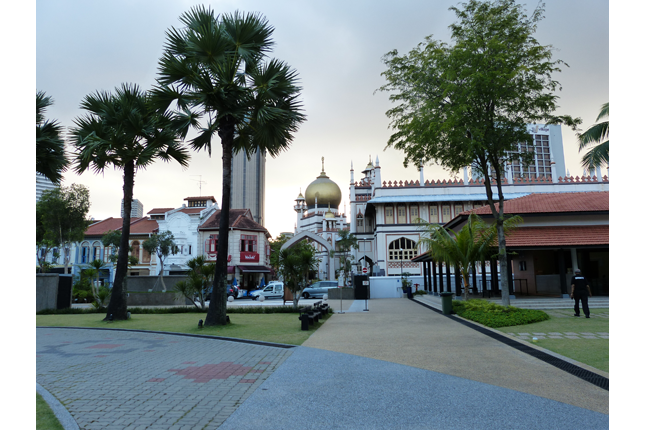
<box><xmin>570</xmin><ymin>268</ymin><xmax>592</xmax><ymax>318</ymax></box>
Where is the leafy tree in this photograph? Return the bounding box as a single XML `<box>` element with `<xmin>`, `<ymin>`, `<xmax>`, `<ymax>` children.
<box><xmin>333</xmin><ymin>229</ymin><xmax>358</xmax><ymax>286</ymax></box>
<box><xmin>36</xmin><ymin>185</ymin><xmax>91</xmax><ymax>273</ymax></box>
<box><xmin>378</xmin><ymin>0</ymin><xmax>579</xmax><ymax>305</ymax></box>
<box><xmin>36</xmin><ymin>91</ymin><xmax>68</xmax><ymax>184</ymax></box>
<box><xmin>70</xmin><ymin>83</ymin><xmax>190</xmax><ymax>320</ymax></box>
<box><xmin>278</xmin><ymin>241</ymin><xmax>319</xmax><ymax>308</ymax></box>
<box><xmin>577</xmin><ymin>102</ymin><xmax>609</xmax><ymax>171</ymax></box>
<box><xmin>269</xmin><ymin>233</ymin><xmax>291</xmax><ymax>273</ymax></box>
<box><xmin>174</xmin><ymin>256</ymin><xmax>216</xmax><ymax>311</ymax></box>
<box><xmin>419</xmin><ymin>214</ymin><xmax>520</xmax><ymax>300</ymax></box>
<box><xmin>142</xmin><ymin>231</ymin><xmax>179</xmax><ymax>292</ymax></box>
<box><xmin>154</xmin><ymin>7</ymin><xmax>306</xmax><ymax>325</ymax></box>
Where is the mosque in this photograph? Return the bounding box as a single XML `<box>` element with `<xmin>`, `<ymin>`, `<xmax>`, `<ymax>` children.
<box><xmin>285</xmin><ymin>124</ymin><xmax>609</xmax><ymax>296</ymax></box>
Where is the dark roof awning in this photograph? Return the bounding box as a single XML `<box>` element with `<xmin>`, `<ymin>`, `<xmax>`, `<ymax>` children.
<box><xmin>238</xmin><ymin>265</ymin><xmax>272</xmax><ymax>273</ymax></box>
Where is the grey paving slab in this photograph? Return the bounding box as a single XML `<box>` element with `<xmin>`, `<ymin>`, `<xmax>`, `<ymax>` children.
<box><xmin>219</xmin><ymin>346</ymin><xmax>609</xmax><ymax>430</ymax></box>
<box><xmin>37</xmin><ymin>328</ymin><xmax>293</xmax><ymax>430</ymax></box>
<box><xmin>303</xmin><ymin>298</ymin><xmax>608</xmax><ymax>415</ymax></box>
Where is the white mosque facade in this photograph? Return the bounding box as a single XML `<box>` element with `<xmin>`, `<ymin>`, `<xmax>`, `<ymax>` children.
<box><xmin>290</xmin><ymin>124</ymin><xmax>609</xmax><ymax>282</ymax></box>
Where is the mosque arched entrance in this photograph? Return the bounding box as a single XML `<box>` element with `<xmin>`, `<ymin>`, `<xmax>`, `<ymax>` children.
<box><xmin>281</xmin><ymin>230</ymin><xmax>336</xmax><ymax>281</ymax></box>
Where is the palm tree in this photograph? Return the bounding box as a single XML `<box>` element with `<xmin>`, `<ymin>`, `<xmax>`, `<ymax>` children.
<box><xmin>70</xmin><ymin>83</ymin><xmax>190</xmax><ymax>320</ymax></box>
<box><xmin>36</xmin><ymin>91</ymin><xmax>68</xmax><ymax>184</ymax></box>
<box><xmin>154</xmin><ymin>6</ymin><xmax>306</xmax><ymax>326</ymax></box>
<box><xmin>577</xmin><ymin>102</ymin><xmax>609</xmax><ymax>171</ymax></box>
<box><xmin>418</xmin><ymin>214</ymin><xmax>521</xmax><ymax>300</ymax></box>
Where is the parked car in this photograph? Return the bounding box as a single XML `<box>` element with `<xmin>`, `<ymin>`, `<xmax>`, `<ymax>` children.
<box><xmin>301</xmin><ymin>281</ymin><xmax>338</xmax><ymax>299</ymax></box>
<box><xmin>250</xmin><ymin>282</ymin><xmax>284</xmax><ymax>300</ymax></box>
<box><xmin>204</xmin><ymin>285</ymin><xmax>237</xmax><ymax>301</ymax></box>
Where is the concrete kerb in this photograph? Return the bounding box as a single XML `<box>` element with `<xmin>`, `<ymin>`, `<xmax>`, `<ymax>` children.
<box><xmin>37</xmin><ymin>382</ymin><xmax>80</xmax><ymax>430</ymax></box>
<box><xmin>412</xmin><ymin>295</ymin><xmax>610</xmax><ymax>385</ymax></box>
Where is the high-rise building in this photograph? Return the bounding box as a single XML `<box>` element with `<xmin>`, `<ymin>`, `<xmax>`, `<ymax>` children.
<box><xmin>36</xmin><ymin>172</ymin><xmax>58</xmax><ymax>201</ymax></box>
<box><xmin>121</xmin><ymin>199</ymin><xmax>144</xmax><ymax>218</ymax></box>
<box><xmin>230</xmin><ymin>149</ymin><xmax>265</xmax><ymax>225</ymax></box>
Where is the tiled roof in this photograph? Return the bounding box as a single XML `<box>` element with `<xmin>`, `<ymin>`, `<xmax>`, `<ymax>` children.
<box><xmin>147</xmin><ymin>208</ymin><xmax>173</xmax><ymax>214</ymax></box>
<box><xmin>507</xmin><ymin>225</ymin><xmax>609</xmax><ymax>247</ymax></box>
<box><xmin>129</xmin><ymin>218</ymin><xmax>159</xmax><ymax>234</ymax></box>
<box><xmin>178</xmin><ymin>208</ymin><xmax>206</xmax><ymax>214</ymax></box>
<box><xmin>470</xmin><ymin>192</ymin><xmax>608</xmax><ymax>215</ymax></box>
<box><xmin>84</xmin><ymin>217</ymin><xmax>158</xmax><ymax>236</ymax></box>
<box><xmin>85</xmin><ymin>217</ymin><xmax>133</xmax><ymax>236</ymax></box>
<box><xmin>200</xmin><ymin>209</ymin><xmax>268</xmax><ymax>235</ymax></box>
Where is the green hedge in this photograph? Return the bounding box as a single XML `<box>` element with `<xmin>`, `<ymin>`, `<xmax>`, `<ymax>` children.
<box><xmin>451</xmin><ymin>299</ymin><xmax>549</xmax><ymax>328</ymax></box>
<box><xmin>37</xmin><ymin>305</ymin><xmax>318</xmax><ymax>315</ymax></box>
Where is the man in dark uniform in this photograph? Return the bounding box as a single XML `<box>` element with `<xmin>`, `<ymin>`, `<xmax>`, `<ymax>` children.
<box><xmin>570</xmin><ymin>268</ymin><xmax>592</xmax><ymax>318</ymax></box>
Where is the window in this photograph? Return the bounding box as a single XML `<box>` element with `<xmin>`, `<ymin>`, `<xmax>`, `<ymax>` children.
<box><xmin>92</xmin><ymin>242</ymin><xmax>101</xmax><ymax>262</ymax></box>
<box><xmin>240</xmin><ymin>235</ymin><xmax>257</xmax><ymax>252</ymax></box>
<box><xmin>388</xmin><ymin>238</ymin><xmax>418</xmax><ymax>261</ymax></box>
<box><xmin>385</xmin><ymin>207</ymin><xmax>394</xmax><ymax>224</ymax></box>
<box><xmin>454</xmin><ymin>204</ymin><xmax>463</xmax><ymax>215</ymax></box>
<box><xmin>131</xmin><ymin>241</ymin><xmax>140</xmax><ymax>262</ymax></box>
<box><xmin>188</xmin><ymin>200</ymin><xmax>206</xmax><ymax>207</ymax></box>
<box><xmin>509</xmin><ymin>134</ymin><xmax>552</xmax><ymax>179</ymax></box>
<box><xmin>441</xmin><ymin>205</ymin><xmax>451</xmax><ymax>222</ymax></box>
<box><xmin>397</xmin><ymin>206</ymin><xmax>407</xmax><ymax>223</ymax></box>
<box><xmin>51</xmin><ymin>248</ymin><xmax>58</xmax><ymax>264</ymax></box>
<box><xmin>104</xmin><ymin>246</ymin><xmax>111</xmax><ymax>262</ymax></box>
<box><xmin>357</xmin><ymin>219</ymin><xmax>363</xmax><ymax>227</ymax></box>
<box><xmin>410</xmin><ymin>206</ymin><xmax>419</xmax><ymax>223</ymax></box>
<box><xmin>205</xmin><ymin>234</ymin><xmax>218</xmax><ymax>254</ymax></box>
<box><xmin>429</xmin><ymin>206</ymin><xmax>438</xmax><ymax>223</ymax></box>
<box><xmin>80</xmin><ymin>242</ymin><xmax>90</xmax><ymax>264</ymax></box>
<box><xmin>141</xmin><ymin>247</ymin><xmax>151</xmax><ymax>263</ymax></box>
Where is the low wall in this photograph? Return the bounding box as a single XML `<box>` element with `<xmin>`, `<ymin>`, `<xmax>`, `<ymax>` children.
<box><xmin>327</xmin><ymin>287</ymin><xmax>355</xmax><ymax>300</ymax></box>
<box><xmin>127</xmin><ymin>291</ymin><xmax>188</xmax><ymax>307</ymax></box>
<box><xmin>367</xmin><ymin>276</ymin><xmax>426</xmax><ymax>298</ymax></box>
<box><xmin>36</xmin><ymin>274</ymin><xmax>59</xmax><ymax>312</ymax></box>
<box><xmin>125</xmin><ymin>275</ymin><xmax>188</xmax><ymax>292</ymax></box>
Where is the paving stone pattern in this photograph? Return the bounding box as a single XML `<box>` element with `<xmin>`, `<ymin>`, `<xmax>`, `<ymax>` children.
<box><xmin>36</xmin><ymin>328</ymin><xmax>293</xmax><ymax>430</ymax></box>
<box><xmin>508</xmin><ymin>331</ymin><xmax>609</xmax><ymax>340</ymax></box>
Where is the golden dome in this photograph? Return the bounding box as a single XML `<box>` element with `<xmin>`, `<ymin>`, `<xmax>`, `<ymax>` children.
<box><xmin>305</xmin><ymin>160</ymin><xmax>342</xmax><ymax>210</ymax></box>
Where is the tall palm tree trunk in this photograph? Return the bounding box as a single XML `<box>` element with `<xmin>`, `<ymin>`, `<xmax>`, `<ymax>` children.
<box><xmin>105</xmin><ymin>160</ymin><xmax>135</xmax><ymax>320</ymax></box>
<box><xmin>205</xmin><ymin>118</ymin><xmax>235</xmax><ymax>326</ymax></box>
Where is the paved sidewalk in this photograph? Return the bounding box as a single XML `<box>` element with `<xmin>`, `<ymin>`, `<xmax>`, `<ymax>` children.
<box><xmin>37</xmin><ymin>329</ymin><xmax>294</xmax><ymax>429</ymax></box>
<box><xmin>37</xmin><ymin>298</ymin><xmax>609</xmax><ymax>429</ymax></box>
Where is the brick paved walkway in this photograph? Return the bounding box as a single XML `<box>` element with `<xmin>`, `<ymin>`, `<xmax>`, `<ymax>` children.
<box><xmin>36</xmin><ymin>328</ymin><xmax>293</xmax><ymax>430</ymax></box>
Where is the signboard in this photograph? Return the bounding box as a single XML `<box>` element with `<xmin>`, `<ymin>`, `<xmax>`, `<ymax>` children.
<box><xmin>240</xmin><ymin>252</ymin><xmax>259</xmax><ymax>262</ymax></box>
<box><xmin>362</xmin><ymin>267</ymin><xmax>368</xmax><ymax>274</ymax></box>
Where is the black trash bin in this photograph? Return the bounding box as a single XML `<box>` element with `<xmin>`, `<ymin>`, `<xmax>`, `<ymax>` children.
<box><xmin>439</xmin><ymin>291</ymin><xmax>454</xmax><ymax>315</ymax></box>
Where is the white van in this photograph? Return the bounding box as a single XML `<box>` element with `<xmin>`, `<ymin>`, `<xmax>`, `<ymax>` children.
<box><xmin>250</xmin><ymin>282</ymin><xmax>284</xmax><ymax>300</ymax></box>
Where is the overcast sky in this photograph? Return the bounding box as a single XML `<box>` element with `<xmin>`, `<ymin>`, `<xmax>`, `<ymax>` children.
<box><xmin>36</xmin><ymin>0</ymin><xmax>609</xmax><ymax>238</ymax></box>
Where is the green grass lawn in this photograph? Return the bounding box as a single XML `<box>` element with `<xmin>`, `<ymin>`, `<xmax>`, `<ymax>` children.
<box><xmin>495</xmin><ymin>308</ymin><xmax>609</xmax><ymax>373</ymax></box>
<box><xmin>37</xmin><ymin>393</ymin><xmax>64</xmax><ymax>430</ymax></box>
<box><xmin>36</xmin><ymin>312</ymin><xmax>329</xmax><ymax>346</ymax></box>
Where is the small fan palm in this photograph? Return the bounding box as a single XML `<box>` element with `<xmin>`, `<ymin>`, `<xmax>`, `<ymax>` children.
<box><xmin>36</xmin><ymin>91</ymin><xmax>68</xmax><ymax>184</ymax></box>
<box><xmin>418</xmin><ymin>213</ymin><xmax>522</xmax><ymax>300</ymax></box>
<box><xmin>70</xmin><ymin>83</ymin><xmax>190</xmax><ymax>320</ymax></box>
<box><xmin>577</xmin><ymin>102</ymin><xmax>608</xmax><ymax>170</ymax></box>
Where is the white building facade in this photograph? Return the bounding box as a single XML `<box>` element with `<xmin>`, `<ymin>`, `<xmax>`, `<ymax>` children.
<box><xmin>348</xmin><ymin>124</ymin><xmax>610</xmax><ymax>278</ymax></box>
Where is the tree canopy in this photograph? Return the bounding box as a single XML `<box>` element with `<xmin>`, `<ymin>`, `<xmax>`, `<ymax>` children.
<box><xmin>278</xmin><ymin>240</ymin><xmax>319</xmax><ymax>308</ymax></box>
<box><xmin>36</xmin><ymin>91</ymin><xmax>68</xmax><ymax>184</ymax></box>
<box><xmin>378</xmin><ymin>0</ymin><xmax>579</xmax><ymax>305</ymax></box>
<box><xmin>577</xmin><ymin>102</ymin><xmax>609</xmax><ymax>171</ymax></box>
<box><xmin>36</xmin><ymin>184</ymin><xmax>91</xmax><ymax>272</ymax></box>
